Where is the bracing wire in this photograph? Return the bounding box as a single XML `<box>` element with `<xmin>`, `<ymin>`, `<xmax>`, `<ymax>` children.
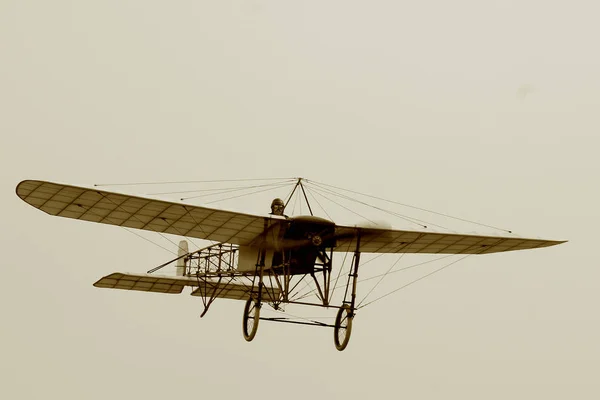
<box><xmin>203</xmin><ymin>182</ymin><xmax>293</xmax><ymax>204</ymax></box>
<box><xmin>358</xmin><ymin>254</ymin><xmax>456</xmax><ymax>285</ymax></box>
<box><xmin>72</xmin><ymin>203</ymin><xmax>178</xmax><ymax>255</ymax></box>
<box><xmin>357</xmin><ymin>253</ymin><xmax>479</xmax><ymax>309</ymax></box>
<box><xmin>148</xmin><ymin>179</ymin><xmax>295</xmax><ymax>196</ymax></box>
<box><xmin>306</xmin><ymin>182</ymin><xmax>448</xmax><ymax>230</ymax></box>
<box><xmin>95</xmin><ymin>192</ymin><xmax>203</xmax><ymax>251</ymax></box>
<box><xmin>290</xmin><ymin>187</ymin><xmax>299</xmax><ymax>216</ymax></box>
<box><xmin>283</xmin><ymin>183</ymin><xmax>299</xmax><ymax>207</ymax></box>
<box><xmin>94</xmin><ymin>177</ymin><xmax>292</xmax><ymax>187</ymax></box>
<box><xmin>182</xmin><ymin>180</ymin><xmax>295</xmax><ymax>201</ymax></box>
<box><xmin>293</xmin><ymin>253</ymin><xmax>454</xmax><ymax>302</ymax></box>
<box><xmin>308</xmin><ymin>188</ymin><xmax>379</xmax><ymax>225</ymax></box>
<box><xmin>328</xmin><ymin>238</ymin><xmax>354</xmax><ymax>301</ymax></box>
<box><xmin>307</xmin><ymin>179</ymin><xmax>513</xmax><ymax>233</ymax></box>
<box><xmin>303</xmin><ymin>184</ymin><xmax>333</xmax><ymax>220</ymax></box>
<box><xmin>358</xmin><ymin>253</ymin><xmax>406</xmax><ymax>307</ymax></box>
<box><xmin>261</xmin><ymin>307</ymin><xmax>335</xmax><ymax>325</ymax></box>
<box><xmin>124</xmin><ymin>228</ymin><xmax>177</xmax><ymax>255</ymax></box>
<box><xmin>85</xmin><ymin>176</ymin><xmax>511</xmax><ymax>315</ymax></box>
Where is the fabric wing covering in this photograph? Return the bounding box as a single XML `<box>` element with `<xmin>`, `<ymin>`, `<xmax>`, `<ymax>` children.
<box><xmin>94</xmin><ymin>273</ymin><xmax>281</xmax><ymax>300</ymax></box>
<box><xmin>17</xmin><ymin>180</ymin><xmax>565</xmax><ymax>256</ymax></box>
<box><xmin>16</xmin><ymin>180</ymin><xmax>269</xmax><ymax>245</ymax></box>
<box><xmin>333</xmin><ymin>226</ymin><xmax>565</xmax><ymax>255</ymax></box>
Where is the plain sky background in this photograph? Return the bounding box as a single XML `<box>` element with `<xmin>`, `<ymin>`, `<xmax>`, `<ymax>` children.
<box><xmin>1</xmin><ymin>1</ymin><xmax>599</xmax><ymax>399</ymax></box>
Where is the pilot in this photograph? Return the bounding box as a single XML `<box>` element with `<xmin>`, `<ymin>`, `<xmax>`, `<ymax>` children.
<box><xmin>270</xmin><ymin>198</ymin><xmax>287</xmax><ymax>268</ymax></box>
<box><xmin>270</xmin><ymin>198</ymin><xmax>286</xmax><ymax>216</ymax></box>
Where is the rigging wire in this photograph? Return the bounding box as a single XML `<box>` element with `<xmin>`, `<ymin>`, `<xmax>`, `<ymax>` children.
<box><xmin>358</xmin><ymin>253</ymin><xmax>406</xmax><ymax>307</ymax></box>
<box><xmin>357</xmin><ymin>254</ymin><xmax>474</xmax><ymax>309</ymax></box>
<box><xmin>180</xmin><ymin>204</ymin><xmax>218</xmax><ymax>247</ymax></box>
<box><xmin>289</xmin><ymin>186</ymin><xmax>299</xmax><ymax>216</ymax></box>
<box><xmin>328</xmin><ymin>238</ymin><xmax>354</xmax><ymax>301</ymax></box>
<box><xmin>358</xmin><ymin>254</ymin><xmax>456</xmax><ymax>285</ymax></box>
<box><xmin>125</xmin><ymin>180</ymin><xmax>295</xmax><ymax>263</ymax></box>
<box><xmin>308</xmin><ymin>181</ymin><xmax>440</xmax><ymax>229</ymax></box>
<box><xmin>308</xmin><ymin>188</ymin><xmax>378</xmax><ymax>225</ymax></box>
<box><xmin>94</xmin><ymin>190</ymin><xmax>205</xmax><ymax>251</ymax></box>
<box><xmin>86</xmin><ymin>176</ymin><xmax>502</xmax><ymax>316</ymax></box>
<box><xmin>148</xmin><ymin>179</ymin><xmax>295</xmax><ymax>196</ymax></box>
<box><xmin>94</xmin><ymin>177</ymin><xmax>292</xmax><ymax>187</ymax></box>
<box><xmin>72</xmin><ymin>202</ymin><xmax>178</xmax><ymax>255</ymax></box>
<box><xmin>291</xmin><ymin>274</ymin><xmax>319</xmax><ymax>303</ymax></box>
<box><xmin>303</xmin><ymin>184</ymin><xmax>333</xmax><ymax>220</ymax></box>
<box><xmin>306</xmin><ymin>182</ymin><xmax>448</xmax><ymax>230</ymax></box>
<box><xmin>307</xmin><ymin>179</ymin><xmax>513</xmax><ymax>234</ymax></box>
<box><xmin>122</xmin><ymin>228</ymin><xmax>177</xmax><ymax>255</ymax></box>
<box><xmin>294</xmin><ymin>252</ymin><xmax>385</xmax><ymax>302</ymax></box>
<box><xmin>181</xmin><ymin>180</ymin><xmax>295</xmax><ymax>201</ymax></box>
<box><xmin>261</xmin><ymin>307</ymin><xmax>334</xmax><ymax>325</ymax></box>
<box><xmin>203</xmin><ymin>182</ymin><xmax>294</xmax><ymax>204</ymax></box>
<box><xmin>283</xmin><ymin>183</ymin><xmax>299</xmax><ymax>207</ymax></box>
<box><xmin>293</xmin><ymin>253</ymin><xmax>452</xmax><ymax>302</ymax></box>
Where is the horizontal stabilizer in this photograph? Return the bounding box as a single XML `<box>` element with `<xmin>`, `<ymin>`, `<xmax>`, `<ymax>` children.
<box><xmin>93</xmin><ymin>273</ymin><xmax>199</xmax><ymax>294</ymax></box>
<box><xmin>191</xmin><ymin>280</ymin><xmax>282</xmax><ymax>301</ymax></box>
<box><xmin>94</xmin><ymin>273</ymin><xmax>282</xmax><ymax>302</ymax></box>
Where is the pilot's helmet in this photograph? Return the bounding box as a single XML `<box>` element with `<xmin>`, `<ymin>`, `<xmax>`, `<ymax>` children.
<box><xmin>270</xmin><ymin>198</ymin><xmax>285</xmax><ymax>215</ymax></box>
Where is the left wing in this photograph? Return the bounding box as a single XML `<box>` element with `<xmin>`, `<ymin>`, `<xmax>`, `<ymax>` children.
<box><xmin>16</xmin><ymin>180</ymin><xmax>282</xmax><ymax>245</ymax></box>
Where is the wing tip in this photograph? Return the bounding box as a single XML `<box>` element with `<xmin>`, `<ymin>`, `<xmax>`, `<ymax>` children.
<box><xmin>15</xmin><ymin>179</ymin><xmax>41</xmax><ymax>199</ymax></box>
<box><xmin>15</xmin><ymin>180</ymin><xmax>59</xmax><ymax>215</ymax></box>
<box><xmin>550</xmin><ymin>239</ymin><xmax>568</xmax><ymax>246</ymax></box>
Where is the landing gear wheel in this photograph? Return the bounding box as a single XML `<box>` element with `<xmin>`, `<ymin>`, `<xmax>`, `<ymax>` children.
<box><xmin>334</xmin><ymin>304</ymin><xmax>353</xmax><ymax>351</ymax></box>
<box><xmin>242</xmin><ymin>298</ymin><xmax>260</xmax><ymax>342</ymax></box>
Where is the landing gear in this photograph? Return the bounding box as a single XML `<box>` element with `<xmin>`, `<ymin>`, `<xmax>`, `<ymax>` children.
<box><xmin>333</xmin><ymin>233</ymin><xmax>361</xmax><ymax>351</ymax></box>
<box><xmin>334</xmin><ymin>304</ymin><xmax>353</xmax><ymax>351</ymax></box>
<box><xmin>242</xmin><ymin>297</ymin><xmax>260</xmax><ymax>341</ymax></box>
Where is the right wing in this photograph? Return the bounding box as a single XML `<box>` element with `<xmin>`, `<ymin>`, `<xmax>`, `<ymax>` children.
<box><xmin>16</xmin><ymin>180</ymin><xmax>285</xmax><ymax>245</ymax></box>
<box><xmin>333</xmin><ymin>225</ymin><xmax>566</xmax><ymax>255</ymax></box>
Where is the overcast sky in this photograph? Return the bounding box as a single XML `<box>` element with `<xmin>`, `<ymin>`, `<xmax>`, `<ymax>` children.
<box><xmin>1</xmin><ymin>1</ymin><xmax>599</xmax><ymax>399</ymax></box>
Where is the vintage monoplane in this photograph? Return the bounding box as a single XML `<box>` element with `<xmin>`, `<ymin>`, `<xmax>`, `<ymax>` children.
<box><xmin>16</xmin><ymin>179</ymin><xmax>565</xmax><ymax>351</ymax></box>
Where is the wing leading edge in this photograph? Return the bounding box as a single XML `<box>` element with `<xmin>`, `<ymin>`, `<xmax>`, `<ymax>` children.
<box><xmin>17</xmin><ymin>180</ymin><xmax>566</xmax><ymax>256</ymax></box>
<box><xmin>333</xmin><ymin>225</ymin><xmax>566</xmax><ymax>255</ymax></box>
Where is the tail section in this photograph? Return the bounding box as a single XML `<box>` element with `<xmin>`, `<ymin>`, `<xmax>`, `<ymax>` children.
<box><xmin>176</xmin><ymin>240</ymin><xmax>188</xmax><ymax>276</ymax></box>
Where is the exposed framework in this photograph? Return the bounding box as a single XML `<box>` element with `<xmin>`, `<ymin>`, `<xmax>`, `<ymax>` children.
<box><xmin>148</xmin><ymin>178</ymin><xmax>364</xmax><ymax>350</ymax></box>
<box><xmin>17</xmin><ymin>177</ymin><xmax>566</xmax><ymax>351</ymax></box>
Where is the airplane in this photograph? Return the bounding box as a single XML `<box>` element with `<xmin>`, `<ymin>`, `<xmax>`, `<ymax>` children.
<box><xmin>15</xmin><ymin>179</ymin><xmax>566</xmax><ymax>351</ymax></box>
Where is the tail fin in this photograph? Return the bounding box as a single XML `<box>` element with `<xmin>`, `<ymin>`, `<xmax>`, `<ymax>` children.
<box><xmin>175</xmin><ymin>240</ymin><xmax>189</xmax><ymax>276</ymax></box>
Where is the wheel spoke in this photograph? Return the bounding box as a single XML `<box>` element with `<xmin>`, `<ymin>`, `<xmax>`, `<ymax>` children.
<box><xmin>243</xmin><ymin>298</ymin><xmax>260</xmax><ymax>342</ymax></box>
<box><xmin>334</xmin><ymin>305</ymin><xmax>353</xmax><ymax>351</ymax></box>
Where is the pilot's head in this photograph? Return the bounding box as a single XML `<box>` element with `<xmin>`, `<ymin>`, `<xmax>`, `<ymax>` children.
<box><xmin>270</xmin><ymin>198</ymin><xmax>285</xmax><ymax>216</ymax></box>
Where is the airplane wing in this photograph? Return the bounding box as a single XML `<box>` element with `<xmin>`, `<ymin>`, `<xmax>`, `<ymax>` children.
<box><xmin>17</xmin><ymin>180</ymin><xmax>566</xmax><ymax>256</ymax></box>
<box><xmin>333</xmin><ymin>225</ymin><xmax>566</xmax><ymax>255</ymax></box>
<box><xmin>16</xmin><ymin>180</ymin><xmax>282</xmax><ymax>245</ymax></box>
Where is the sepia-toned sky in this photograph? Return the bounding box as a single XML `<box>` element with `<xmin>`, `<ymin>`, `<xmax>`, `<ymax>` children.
<box><xmin>1</xmin><ymin>1</ymin><xmax>599</xmax><ymax>399</ymax></box>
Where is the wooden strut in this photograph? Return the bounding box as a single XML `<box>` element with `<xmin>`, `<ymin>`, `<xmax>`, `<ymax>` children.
<box><xmin>284</xmin><ymin>178</ymin><xmax>313</xmax><ymax>216</ymax></box>
<box><xmin>254</xmin><ymin>218</ymin><xmax>269</xmax><ymax>308</ymax></box>
<box><xmin>348</xmin><ymin>231</ymin><xmax>362</xmax><ymax>316</ymax></box>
